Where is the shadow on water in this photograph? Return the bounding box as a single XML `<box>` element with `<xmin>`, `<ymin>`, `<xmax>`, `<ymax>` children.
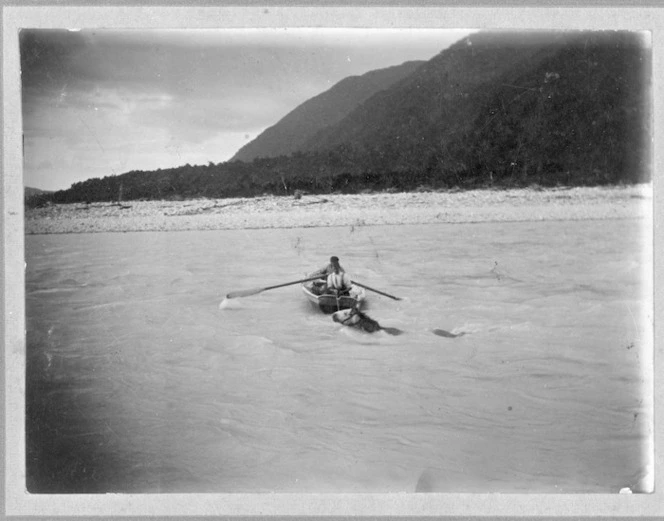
<box><xmin>26</xmin><ymin>368</ymin><xmax>119</xmax><ymax>493</ymax></box>
<box><xmin>26</xmin><ymin>351</ymin><xmax>197</xmax><ymax>493</ymax></box>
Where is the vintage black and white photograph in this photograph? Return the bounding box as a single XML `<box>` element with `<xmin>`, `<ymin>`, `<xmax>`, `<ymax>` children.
<box><xmin>16</xmin><ymin>20</ymin><xmax>654</xmax><ymax>503</ymax></box>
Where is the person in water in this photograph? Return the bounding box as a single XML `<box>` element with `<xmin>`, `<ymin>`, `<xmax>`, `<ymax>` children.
<box><xmin>324</xmin><ymin>256</ymin><xmax>353</xmax><ymax>296</ymax></box>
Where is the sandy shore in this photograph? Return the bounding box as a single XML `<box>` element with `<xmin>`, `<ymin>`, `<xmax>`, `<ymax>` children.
<box><xmin>24</xmin><ymin>184</ymin><xmax>652</xmax><ymax>234</ymax></box>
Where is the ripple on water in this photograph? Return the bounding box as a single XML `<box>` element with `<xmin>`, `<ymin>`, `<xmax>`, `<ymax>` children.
<box><xmin>23</xmin><ymin>220</ymin><xmax>651</xmax><ymax>493</ymax></box>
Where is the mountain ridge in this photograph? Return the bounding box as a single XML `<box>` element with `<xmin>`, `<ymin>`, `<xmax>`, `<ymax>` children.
<box><xmin>295</xmin><ymin>30</ymin><xmax>648</xmax><ymax>184</ymax></box>
<box><xmin>230</xmin><ymin>60</ymin><xmax>425</xmax><ymax>162</ymax></box>
<box><xmin>25</xmin><ymin>186</ymin><xmax>53</xmax><ymax>197</ymax></box>
<box><xmin>43</xmin><ymin>30</ymin><xmax>650</xmax><ymax>206</ymax></box>
<box><xmin>300</xmin><ymin>32</ymin><xmax>574</xmax><ymax>158</ymax></box>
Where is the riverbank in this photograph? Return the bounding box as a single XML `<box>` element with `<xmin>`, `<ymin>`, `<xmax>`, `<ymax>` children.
<box><xmin>24</xmin><ymin>184</ymin><xmax>652</xmax><ymax>234</ymax></box>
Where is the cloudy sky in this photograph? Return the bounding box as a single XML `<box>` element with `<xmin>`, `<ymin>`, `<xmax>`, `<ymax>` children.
<box><xmin>21</xmin><ymin>28</ymin><xmax>472</xmax><ymax>191</ymax></box>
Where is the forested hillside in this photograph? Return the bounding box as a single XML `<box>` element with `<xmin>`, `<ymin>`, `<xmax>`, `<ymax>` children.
<box><xmin>231</xmin><ymin>60</ymin><xmax>424</xmax><ymax>162</ymax></box>
<box><xmin>41</xmin><ymin>30</ymin><xmax>650</xmax><ymax>207</ymax></box>
<box><xmin>299</xmin><ymin>31</ymin><xmax>650</xmax><ymax>186</ymax></box>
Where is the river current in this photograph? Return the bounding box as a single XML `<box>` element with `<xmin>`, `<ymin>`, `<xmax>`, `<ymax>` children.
<box><xmin>24</xmin><ymin>218</ymin><xmax>652</xmax><ymax>493</ymax></box>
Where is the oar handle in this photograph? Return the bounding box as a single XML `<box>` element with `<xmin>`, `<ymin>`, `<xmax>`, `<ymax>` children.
<box><xmin>351</xmin><ymin>281</ymin><xmax>402</xmax><ymax>301</ymax></box>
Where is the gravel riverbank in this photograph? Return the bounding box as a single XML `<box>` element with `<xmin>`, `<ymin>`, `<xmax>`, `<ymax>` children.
<box><xmin>24</xmin><ymin>184</ymin><xmax>652</xmax><ymax>234</ymax></box>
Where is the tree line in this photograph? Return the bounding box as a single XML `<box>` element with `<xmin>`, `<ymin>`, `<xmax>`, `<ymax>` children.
<box><xmin>27</xmin><ymin>33</ymin><xmax>650</xmax><ymax>208</ymax></box>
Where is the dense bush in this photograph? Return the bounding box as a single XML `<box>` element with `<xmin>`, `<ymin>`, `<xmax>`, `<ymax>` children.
<box><xmin>42</xmin><ymin>31</ymin><xmax>650</xmax><ymax>205</ymax></box>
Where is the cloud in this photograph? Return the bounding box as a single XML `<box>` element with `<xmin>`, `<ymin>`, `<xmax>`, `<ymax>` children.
<box><xmin>21</xmin><ymin>28</ymin><xmax>473</xmax><ymax>190</ymax></box>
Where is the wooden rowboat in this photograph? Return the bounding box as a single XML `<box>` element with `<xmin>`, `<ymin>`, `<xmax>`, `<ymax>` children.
<box><xmin>301</xmin><ymin>276</ymin><xmax>366</xmax><ymax>314</ymax></box>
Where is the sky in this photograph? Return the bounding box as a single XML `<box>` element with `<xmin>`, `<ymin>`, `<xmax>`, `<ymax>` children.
<box><xmin>21</xmin><ymin>28</ymin><xmax>473</xmax><ymax>191</ymax></box>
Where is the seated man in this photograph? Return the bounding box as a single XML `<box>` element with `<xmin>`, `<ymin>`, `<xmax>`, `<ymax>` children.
<box><xmin>325</xmin><ymin>257</ymin><xmax>352</xmax><ymax>296</ymax></box>
<box><xmin>310</xmin><ymin>255</ymin><xmax>345</xmax><ymax>279</ymax></box>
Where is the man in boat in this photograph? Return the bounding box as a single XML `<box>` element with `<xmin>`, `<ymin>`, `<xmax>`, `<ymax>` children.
<box><xmin>310</xmin><ymin>256</ymin><xmax>345</xmax><ymax>279</ymax></box>
<box><xmin>308</xmin><ymin>256</ymin><xmax>348</xmax><ymax>296</ymax></box>
<box><xmin>324</xmin><ymin>257</ymin><xmax>353</xmax><ymax>297</ymax></box>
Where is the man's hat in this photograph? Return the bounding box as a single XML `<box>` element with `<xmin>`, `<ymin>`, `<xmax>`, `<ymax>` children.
<box><xmin>330</xmin><ymin>256</ymin><xmax>340</xmax><ymax>264</ymax></box>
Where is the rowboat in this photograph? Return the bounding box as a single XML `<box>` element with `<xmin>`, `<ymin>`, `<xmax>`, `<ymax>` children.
<box><xmin>301</xmin><ymin>276</ymin><xmax>366</xmax><ymax>314</ymax></box>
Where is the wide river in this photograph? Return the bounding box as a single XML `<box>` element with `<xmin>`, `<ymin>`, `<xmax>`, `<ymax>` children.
<box><xmin>24</xmin><ymin>218</ymin><xmax>652</xmax><ymax>493</ymax></box>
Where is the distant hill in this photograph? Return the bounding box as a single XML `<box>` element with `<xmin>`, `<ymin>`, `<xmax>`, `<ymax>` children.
<box><xmin>300</xmin><ymin>32</ymin><xmax>571</xmax><ymax>154</ymax></box>
<box><xmin>47</xmin><ymin>30</ymin><xmax>650</xmax><ymax>205</ymax></box>
<box><xmin>25</xmin><ymin>187</ymin><xmax>52</xmax><ymax>198</ymax></box>
<box><xmin>297</xmin><ymin>30</ymin><xmax>650</xmax><ymax>185</ymax></box>
<box><xmin>231</xmin><ymin>60</ymin><xmax>425</xmax><ymax>162</ymax></box>
<box><xmin>25</xmin><ymin>187</ymin><xmax>55</xmax><ymax>207</ymax></box>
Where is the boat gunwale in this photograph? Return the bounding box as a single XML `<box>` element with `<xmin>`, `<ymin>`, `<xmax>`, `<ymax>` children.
<box><xmin>301</xmin><ymin>279</ymin><xmax>364</xmax><ymax>313</ymax></box>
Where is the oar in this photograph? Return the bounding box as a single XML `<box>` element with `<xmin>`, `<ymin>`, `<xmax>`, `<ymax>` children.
<box><xmin>226</xmin><ymin>275</ymin><xmax>324</xmax><ymax>299</ymax></box>
<box><xmin>351</xmin><ymin>280</ymin><xmax>402</xmax><ymax>301</ymax></box>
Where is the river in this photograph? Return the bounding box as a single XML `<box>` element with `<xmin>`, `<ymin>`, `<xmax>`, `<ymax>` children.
<box><xmin>24</xmin><ymin>218</ymin><xmax>653</xmax><ymax>493</ymax></box>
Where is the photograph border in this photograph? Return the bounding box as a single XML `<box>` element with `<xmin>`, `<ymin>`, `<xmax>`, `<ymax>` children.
<box><xmin>2</xmin><ymin>1</ymin><xmax>662</xmax><ymax>519</ymax></box>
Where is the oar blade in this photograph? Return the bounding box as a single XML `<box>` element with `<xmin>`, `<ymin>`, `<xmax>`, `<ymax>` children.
<box><xmin>381</xmin><ymin>327</ymin><xmax>404</xmax><ymax>336</ymax></box>
<box><xmin>432</xmin><ymin>328</ymin><xmax>465</xmax><ymax>338</ymax></box>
